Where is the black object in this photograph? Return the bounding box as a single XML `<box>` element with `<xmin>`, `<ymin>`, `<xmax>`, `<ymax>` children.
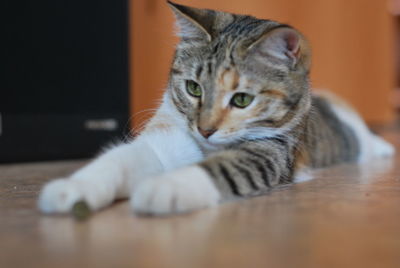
<box><xmin>0</xmin><ymin>0</ymin><xmax>130</xmax><ymax>163</ymax></box>
<box><xmin>72</xmin><ymin>201</ymin><xmax>91</xmax><ymax>221</ymax></box>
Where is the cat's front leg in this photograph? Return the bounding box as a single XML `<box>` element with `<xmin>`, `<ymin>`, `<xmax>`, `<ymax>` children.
<box><xmin>38</xmin><ymin>138</ymin><xmax>166</xmax><ymax>214</ymax></box>
<box><xmin>132</xmin><ymin>141</ymin><xmax>292</xmax><ymax>215</ymax></box>
<box><xmin>131</xmin><ymin>166</ymin><xmax>221</xmax><ymax>215</ymax></box>
<box><xmin>38</xmin><ymin>123</ymin><xmax>203</xmax><ymax>214</ymax></box>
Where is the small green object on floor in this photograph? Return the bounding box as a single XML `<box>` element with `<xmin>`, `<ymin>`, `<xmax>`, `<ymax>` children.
<box><xmin>72</xmin><ymin>201</ymin><xmax>91</xmax><ymax>221</ymax></box>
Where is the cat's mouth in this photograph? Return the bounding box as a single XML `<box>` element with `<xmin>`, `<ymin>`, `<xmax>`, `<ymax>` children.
<box><xmin>191</xmin><ymin>130</ymin><xmax>232</xmax><ymax>151</ymax></box>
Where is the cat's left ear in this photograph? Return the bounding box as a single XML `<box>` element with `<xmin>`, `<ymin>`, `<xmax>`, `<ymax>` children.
<box><xmin>167</xmin><ymin>1</ymin><xmax>234</xmax><ymax>43</ymax></box>
<box><xmin>247</xmin><ymin>27</ymin><xmax>311</xmax><ymax>70</ymax></box>
<box><xmin>167</xmin><ymin>1</ymin><xmax>213</xmax><ymax>42</ymax></box>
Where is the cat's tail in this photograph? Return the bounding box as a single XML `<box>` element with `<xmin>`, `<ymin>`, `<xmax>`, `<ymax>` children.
<box><xmin>370</xmin><ymin>134</ymin><xmax>395</xmax><ymax>158</ymax></box>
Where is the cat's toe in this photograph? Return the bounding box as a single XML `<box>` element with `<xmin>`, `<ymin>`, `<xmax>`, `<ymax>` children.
<box><xmin>38</xmin><ymin>179</ymin><xmax>83</xmax><ymax>214</ymax></box>
<box><xmin>131</xmin><ymin>166</ymin><xmax>221</xmax><ymax>215</ymax></box>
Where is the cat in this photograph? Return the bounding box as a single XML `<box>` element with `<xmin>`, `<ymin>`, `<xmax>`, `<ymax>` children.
<box><xmin>38</xmin><ymin>1</ymin><xmax>395</xmax><ymax>216</ymax></box>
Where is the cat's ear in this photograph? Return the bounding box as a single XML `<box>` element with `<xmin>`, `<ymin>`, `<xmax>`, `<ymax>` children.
<box><xmin>167</xmin><ymin>1</ymin><xmax>214</xmax><ymax>42</ymax></box>
<box><xmin>247</xmin><ymin>27</ymin><xmax>311</xmax><ymax>70</ymax></box>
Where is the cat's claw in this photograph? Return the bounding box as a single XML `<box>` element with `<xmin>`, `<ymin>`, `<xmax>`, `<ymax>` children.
<box><xmin>38</xmin><ymin>179</ymin><xmax>83</xmax><ymax>214</ymax></box>
<box><xmin>131</xmin><ymin>166</ymin><xmax>221</xmax><ymax>215</ymax></box>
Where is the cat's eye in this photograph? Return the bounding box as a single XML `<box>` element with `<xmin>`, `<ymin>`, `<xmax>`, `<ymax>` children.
<box><xmin>186</xmin><ymin>80</ymin><xmax>202</xmax><ymax>97</ymax></box>
<box><xmin>230</xmin><ymin>93</ymin><xmax>254</xmax><ymax>108</ymax></box>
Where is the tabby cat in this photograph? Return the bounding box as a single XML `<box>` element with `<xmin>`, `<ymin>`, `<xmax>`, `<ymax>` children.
<box><xmin>38</xmin><ymin>1</ymin><xmax>394</xmax><ymax>216</ymax></box>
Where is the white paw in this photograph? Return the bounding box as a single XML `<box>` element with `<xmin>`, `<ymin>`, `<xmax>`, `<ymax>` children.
<box><xmin>131</xmin><ymin>166</ymin><xmax>221</xmax><ymax>215</ymax></box>
<box><xmin>38</xmin><ymin>179</ymin><xmax>83</xmax><ymax>214</ymax></box>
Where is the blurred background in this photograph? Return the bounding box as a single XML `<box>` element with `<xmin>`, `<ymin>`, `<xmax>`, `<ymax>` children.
<box><xmin>1</xmin><ymin>0</ymin><xmax>399</xmax><ymax>162</ymax></box>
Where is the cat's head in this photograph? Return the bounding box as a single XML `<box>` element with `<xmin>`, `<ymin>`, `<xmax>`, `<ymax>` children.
<box><xmin>167</xmin><ymin>1</ymin><xmax>312</xmax><ymax>149</ymax></box>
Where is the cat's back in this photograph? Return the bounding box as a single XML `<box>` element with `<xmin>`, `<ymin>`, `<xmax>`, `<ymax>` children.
<box><xmin>304</xmin><ymin>91</ymin><xmax>394</xmax><ymax>167</ymax></box>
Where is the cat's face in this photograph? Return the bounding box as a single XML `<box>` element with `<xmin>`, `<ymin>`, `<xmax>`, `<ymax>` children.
<box><xmin>167</xmin><ymin>2</ymin><xmax>311</xmax><ymax>148</ymax></box>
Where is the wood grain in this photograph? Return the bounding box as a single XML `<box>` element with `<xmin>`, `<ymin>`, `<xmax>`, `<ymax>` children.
<box><xmin>0</xmin><ymin>129</ymin><xmax>399</xmax><ymax>268</ymax></box>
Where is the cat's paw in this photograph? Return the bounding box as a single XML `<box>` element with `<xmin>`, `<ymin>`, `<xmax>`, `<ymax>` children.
<box><xmin>131</xmin><ymin>166</ymin><xmax>221</xmax><ymax>215</ymax></box>
<box><xmin>38</xmin><ymin>179</ymin><xmax>83</xmax><ymax>214</ymax></box>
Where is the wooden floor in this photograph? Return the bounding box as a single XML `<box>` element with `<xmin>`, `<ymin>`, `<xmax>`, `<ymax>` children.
<box><xmin>1</xmin><ymin>128</ymin><xmax>400</xmax><ymax>268</ymax></box>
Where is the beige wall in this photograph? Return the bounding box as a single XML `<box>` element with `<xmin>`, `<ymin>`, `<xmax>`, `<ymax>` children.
<box><xmin>131</xmin><ymin>0</ymin><xmax>396</xmax><ymax>127</ymax></box>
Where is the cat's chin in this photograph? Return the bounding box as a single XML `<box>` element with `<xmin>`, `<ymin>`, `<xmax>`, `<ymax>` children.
<box><xmin>194</xmin><ymin>138</ymin><xmax>221</xmax><ymax>151</ymax></box>
<box><xmin>191</xmin><ymin>133</ymin><xmax>228</xmax><ymax>152</ymax></box>
<box><xmin>201</xmin><ymin>140</ymin><xmax>226</xmax><ymax>150</ymax></box>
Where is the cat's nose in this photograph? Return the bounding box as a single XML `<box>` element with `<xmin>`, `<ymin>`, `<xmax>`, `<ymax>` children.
<box><xmin>197</xmin><ymin>127</ymin><xmax>217</xmax><ymax>139</ymax></box>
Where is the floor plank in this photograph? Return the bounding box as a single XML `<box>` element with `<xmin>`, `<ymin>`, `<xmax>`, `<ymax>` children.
<box><xmin>1</xmin><ymin>129</ymin><xmax>399</xmax><ymax>268</ymax></box>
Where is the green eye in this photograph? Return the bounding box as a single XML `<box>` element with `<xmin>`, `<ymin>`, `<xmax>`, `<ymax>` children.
<box><xmin>230</xmin><ymin>93</ymin><xmax>254</xmax><ymax>108</ymax></box>
<box><xmin>186</xmin><ymin>80</ymin><xmax>202</xmax><ymax>97</ymax></box>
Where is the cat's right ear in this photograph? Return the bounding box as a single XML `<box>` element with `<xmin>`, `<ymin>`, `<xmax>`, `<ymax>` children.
<box><xmin>246</xmin><ymin>26</ymin><xmax>311</xmax><ymax>71</ymax></box>
<box><xmin>167</xmin><ymin>1</ymin><xmax>213</xmax><ymax>42</ymax></box>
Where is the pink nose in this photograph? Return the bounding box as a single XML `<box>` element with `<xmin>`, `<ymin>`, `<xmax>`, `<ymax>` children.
<box><xmin>197</xmin><ymin>127</ymin><xmax>216</xmax><ymax>139</ymax></box>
